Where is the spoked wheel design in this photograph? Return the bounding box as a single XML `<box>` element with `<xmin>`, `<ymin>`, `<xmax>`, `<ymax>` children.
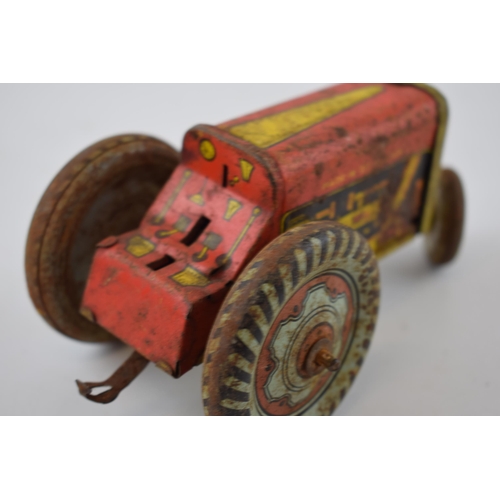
<box><xmin>203</xmin><ymin>221</ymin><xmax>380</xmax><ymax>416</ymax></box>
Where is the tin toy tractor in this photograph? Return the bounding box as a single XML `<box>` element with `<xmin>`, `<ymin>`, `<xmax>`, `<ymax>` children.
<box><xmin>25</xmin><ymin>84</ymin><xmax>464</xmax><ymax>415</ymax></box>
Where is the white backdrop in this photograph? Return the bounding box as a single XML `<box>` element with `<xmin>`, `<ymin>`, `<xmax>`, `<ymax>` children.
<box><xmin>1</xmin><ymin>83</ymin><xmax>498</xmax><ymax>415</ymax></box>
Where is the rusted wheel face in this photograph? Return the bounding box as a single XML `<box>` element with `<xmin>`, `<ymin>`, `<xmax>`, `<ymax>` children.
<box><xmin>25</xmin><ymin>134</ymin><xmax>179</xmax><ymax>342</ymax></box>
<box><xmin>426</xmin><ymin>168</ymin><xmax>465</xmax><ymax>265</ymax></box>
<box><xmin>203</xmin><ymin>221</ymin><xmax>380</xmax><ymax>416</ymax></box>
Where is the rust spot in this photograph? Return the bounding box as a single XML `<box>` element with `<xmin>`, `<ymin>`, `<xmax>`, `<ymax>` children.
<box><xmin>137</xmin><ymin>308</ymin><xmax>148</xmax><ymax>320</ymax></box>
<box><xmin>76</xmin><ymin>350</ymin><xmax>150</xmax><ymax>404</ymax></box>
<box><xmin>314</xmin><ymin>163</ymin><xmax>324</xmax><ymax>177</ymax></box>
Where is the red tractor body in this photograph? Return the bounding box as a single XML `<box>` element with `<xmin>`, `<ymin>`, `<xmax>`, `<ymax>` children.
<box><xmin>81</xmin><ymin>83</ymin><xmax>440</xmax><ymax>378</ymax></box>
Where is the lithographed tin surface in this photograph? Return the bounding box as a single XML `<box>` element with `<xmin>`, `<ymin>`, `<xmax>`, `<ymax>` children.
<box><xmin>81</xmin><ymin>83</ymin><xmax>443</xmax><ymax>378</ymax></box>
<box><xmin>220</xmin><ymin>83</ymin><xmax>439</xmax><ymax>256</ymax></box>
<box><xmin>82</xmin><ymin>130</ymin><xmax>282</xmax><ymax>376</ymax></box>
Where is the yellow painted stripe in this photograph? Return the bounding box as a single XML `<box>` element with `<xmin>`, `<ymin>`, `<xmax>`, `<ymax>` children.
<box><xmin>338</xmin><ymin>201</ymin><xmax>380</xmax><ymax>230</ymax></box>
<box><xmin>392</xmin><ymin>154</ymin><xmax>421</xmax><ymax>210</ymax></box>
<box><xmin>171</xmin><ymin>266</ymin><xmax>209</xmax><ymax>287</ymax></box>
<box><xmin>221</xmin><ymin>207</ymin><xmax>261</xmax><ymax>264</ymax></box>
<box><xmin>153</xmin><ymin>170</ymin><xmax>192</xmax><ymax>223</ymax></box>
<box><xmin>227</xmin><ymin>85</ymin><xmax>384</xmax><ymax>148</ymax></box>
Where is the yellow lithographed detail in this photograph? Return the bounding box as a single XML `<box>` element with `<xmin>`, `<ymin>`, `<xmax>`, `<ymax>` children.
<box><xmin>172</xmin><ymin>266</ymin><xmax>209</xmax><ymax>287</ymax></box>
<box><xmin>321</xmin><ymin>163</ymin><xmax>372</xmax><ymax>192</ymax></box>
<box><xmin>156</xmin><ymin>215</ymin><xmax>191</xmax><ymax>238</ymax></box>
<box><xmin>153</xmin><ymin>170</ymin><xmax>192</xmax><ymax>224</ymax></box>
<box><xmin>392</xmin><ymin>154</ymin><xmax>421</xmax><ymax>210</ymax></box>
<box><xmin>227</xmin><ymin>85</ymin><xmax>384</xmax><ymax>148</ymax></box>
<box><xmin>367</xmin><ymin>180</ymin><xmax>388</xmax><ymax>197</ymax></box>
<box><xmin>224</xmin><ymin>199</ymin><xmax>243</xmax><ymax>220</ymax></box>
<box><xmin>405</xmin><ymin>84</ymin><xmax>448</xmax><ymax>234</ymax></box>
<box><xmin>281</xmin><ymin>177</ymin><xmax>390</xmax><ymax>233</ymax></box>
<box><xmin>322</xmin><ymin>173</ymin><xmax>347</xmax><ymax>192</ymax></box>
<box><xmin>156</xmin><ymin>228</ymin><xmax>178</xmax><ymax>238</ymax></box>
<box><xmin>199</xmin><ymin>139</ymin><xmax>216</xmax><ymax>161</ymax></box>
<box><xmin>338</xmin><ymin>201</ymin><xmax>380</xmax><ymax>230</ymax></box>
<box><xmin>190</xmin><ymin>180</ymin><xmax>207</xmax><ymax>206</ymax></box>
<box><xmin>347</xmin><ymin>181</ymin><xmax>388</xmax><ymax>211</ymax></box>
<box><xmin>196</xmin><ymin>247</ymin><xmax>208</xmax><ymax>260</ymax></box>
<box><xmin>221</xmin><ymin>207</ymin><xmax>261</xmax><ymax>265</ymax></box>
<box><xmin>239</xmin><ymin>159</ymin><xmax>254</xmax><ymax>181</ymax></box>
<box><xmin>190</xmin><ymin>193</ymin><xmax>205</xmax><ymax>206</ymax></box>
<box><xmin>315</xmin><ymin>201</ymin><xmax>336</xmax><ymax>221</ymax></box>
<box><xmin>347</xmin><ymin>191</ymin><xmax>364</xmax><ymax>211</ymax></box>
<box><xmin>126</xmin><ymin>235</ymin><xmax>155</xmax><ymax>257</ymax></box>
<box><xmin>289</xmin><ymin>214</ymin><xmax>310</xmax><ymax>229</ymax></box>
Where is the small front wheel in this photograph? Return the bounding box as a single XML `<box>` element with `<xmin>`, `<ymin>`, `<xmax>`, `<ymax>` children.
<box><xmin>203</xmin><ymin>221</ymin><xmax>380</xmax><ymax>416</ymax></box>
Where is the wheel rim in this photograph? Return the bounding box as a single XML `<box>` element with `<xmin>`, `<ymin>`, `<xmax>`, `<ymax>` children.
<box><xmin>254</xmin><ymin>270</ymin><xmax>358</xmax><ymax>415</ymax></box>
<box><xmin>203</xmin><ymin>221</ymin><xmax>380</xmax><ymax>416</ymax></box>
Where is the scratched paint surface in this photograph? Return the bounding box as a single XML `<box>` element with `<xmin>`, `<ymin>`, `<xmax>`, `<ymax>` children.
<box><xmin>222</xmin><ymin>83</ymin><xmax>438</xmax><ymax>256</ymax></box>
<box><xmin>281</xmin><ymin>153</ymin><xmax>432</xmax><ymax>254</ymax></box>
<box><xmin>82</xmin><ymin>84</ymin><xmax>440</xmax><ymax>380</ymax></box>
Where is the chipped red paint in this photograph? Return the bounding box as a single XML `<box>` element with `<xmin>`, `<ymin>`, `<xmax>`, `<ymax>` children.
<box><xmin>80</xmin><ymin>84</ymin><xmax>443</xmax><ymax>378</ymax></box>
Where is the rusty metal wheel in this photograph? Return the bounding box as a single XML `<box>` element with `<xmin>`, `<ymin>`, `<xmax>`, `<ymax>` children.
<box><xmin>426</xmin><ymin>168</ymin><xmax>465</xmax><ymax>265</ymax></box>
<box><xmin>202</xmin><ymin>221</ymin><xmax>380</xmax><ymax>416</ymax></box>
<box><xmin>25</xmin><ymin>134</ymin><xmax>179</xmax><ymax>342</ymax></box>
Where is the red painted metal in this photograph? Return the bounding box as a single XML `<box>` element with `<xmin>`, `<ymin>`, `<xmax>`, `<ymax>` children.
<box><xmin>81</xmin><ymin>83</ymin><xmax>439</xmax><ymax>378</ymax></box>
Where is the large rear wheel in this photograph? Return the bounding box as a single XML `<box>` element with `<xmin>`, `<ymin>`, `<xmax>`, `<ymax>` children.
<box><xmin>25</xmin><ymin>134</ymin><xmax>179</xmax><ymax>342</ymax></box>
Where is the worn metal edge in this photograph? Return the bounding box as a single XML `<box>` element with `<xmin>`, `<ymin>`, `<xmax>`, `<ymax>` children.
<box><xmin>404</xmin><ymin>83</ymin><xmax>449</xmax><ymax>234</ymax></box>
